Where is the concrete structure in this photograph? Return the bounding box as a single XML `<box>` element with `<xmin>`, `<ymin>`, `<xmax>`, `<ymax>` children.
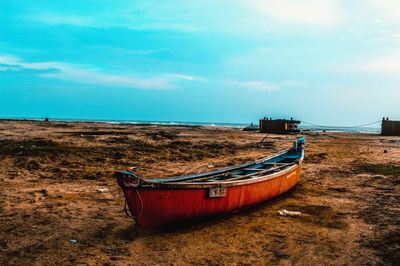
<box><xmin>381</xmin><ymin>118</ymin><xmax>400</xmax><ymax>136</ymax></box>
<box><xmin>259</xmin><ymin>118</ymin><xmax>300</xmax><ymax>134</ymax></box>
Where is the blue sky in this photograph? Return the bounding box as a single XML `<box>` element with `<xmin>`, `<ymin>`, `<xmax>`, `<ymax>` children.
<box><xmin>1</xmin><ymin>0</ymin><xmax>399</xmax><ymax>125</ymax></box>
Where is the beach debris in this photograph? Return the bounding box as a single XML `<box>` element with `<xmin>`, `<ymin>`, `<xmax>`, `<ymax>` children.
<box><xmin>38</xmin><ymin>189</ymin><xmax>48</xmax><ymax>196</ymax></box>
<box><xmin>113</xmin><ymin>152</ymin><xmax>124</xmax><ymax>159</ymax></box>
<box><xmin>27</xmin><ymin>160</ymin><xmax>41</xmax><ymax>170</ymax></box>
<box><xmin>128</xmin><ymin>166</ymin><xmax>137</xmax><ymax>171</ymax></box>
<box><xmin>259</xmin><ymin>135</ymin><xmax>274</xmax><ymax>148</ymax></box>
<box><xmin>70</xmin><ymin>239</ymin><xmax>77</xmax><ymax>244</ymax></box>
<box><xmin>207</xmin><ymin>164</ymin><xmax>214</xmax><ymax>168</ymax></box>
<box><xmin>96</xmin><ymin>188</ymin><xmax>109</xmax><ymax>193</ymax></box>
<box><xmin>274</xmin><ymin>250</ymin><xmax>288</xmax><ymax>259</ymax></box>
<box><xmin>277</xmin><ymin>209</ymin><xmax>302</xmax><ymax>216</ymax></box>
<box><xmin>329</xmin><ymin>187</ymin><xmax>347</xmax><ymax>193</ymax></box>
<box><xmin>372</xmin><ymin>175</ymin><xmax>388</xmax><ymax>180</ymax></box>
<box><xmin>83</xmin><ymin>173</ymin><xmax>97</xmax><ymax>180</ymax></box>
<box><xmin>101</xmin><ymin>247</ymin><xmax>126</xmax><ymax>256</ymax></box>
<box><xmin>384</xmin><ymin>149</ymin><xmax>387</xmax><ymax>153</ymax></box>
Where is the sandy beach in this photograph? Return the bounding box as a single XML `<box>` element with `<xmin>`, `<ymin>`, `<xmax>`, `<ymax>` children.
<box><xmin>0</xmin><ymin>120</ymin><xmax>399</xmax><ymax>265</ymax></box>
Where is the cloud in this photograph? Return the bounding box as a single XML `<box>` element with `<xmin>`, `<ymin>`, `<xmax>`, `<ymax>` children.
<box><xmin>100</xmin><ymin>46</ymin><xmax>171</xmax><ymax>56</ymax></box>
<box><xmin>26</xmin><ymin>0</ymin><xmax>345</xmax><ymax>34</ymax></box>
<box><xmin>244</xmin><ymin>0</ymin><xmax>342</xmax><ymax>26</ymax></box>
<box><xmin>0</xmin><ymin>54</ymin><xmax>202</xmax><ymax>89</ymax></box>
<box><xmin>0</xmin><ymin>66</ymin><xmax>21</xmax><ymax>71</ymax></box>
<box><xmin>32</xmin><ymin>14</ymin><xmax>95</xmax><ymax>27</ymax></box>
<box><xmin>337</xmin><ymin>54</ymin><xmax>400</xmax><ymax>74</ymax></box>
<box><xmin>0</xmin><ymin>55</ymin><xmax>20</xmax><ymax>65</ymax></box>
<box><xmin>368</xmin><ymin>0</ymin><xmax>400</xmax><ymax>23</ymax></box>
<box><xmin>357</xmin><ymin>55</ymin><xmax>400</xmax><ymax>73</ymax></box>
<box><xmin>28</xmin><ymin>13</ymin><xmax>199</xmax><ymax>32</ymax></box>
<box><xmin>223</xmin><ymin>79</ymin><xmax>280</xmax><ymax>92</ymax></box>
<box><xmin>38</xmin><ymin>67</ymin><xmax>173</xmax><ymax>90</ymax></box>
<box><xmin>165</xmin><ymin>73</ymin><xmax>206</xmax><ymax>82</ymax></box>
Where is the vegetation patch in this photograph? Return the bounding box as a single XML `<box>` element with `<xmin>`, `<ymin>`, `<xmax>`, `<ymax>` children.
<box><xmin>360</xmin><ymin>227</ymin><xmax>400</xmax><ymax>265</ymax></box>
<box><xmin>0</xmin><ymin>139</ymin><xmax>65</xmax><ymax>155</ymax></box>
<box><xmin>356</xmin><ymin>163</ymin><xmax>400</xmax><ymax>176</ymax></box>
<box><xmin>146</xmin><ymin>130</ymin><xmax>178</xmax><ymax>140</ymax></box>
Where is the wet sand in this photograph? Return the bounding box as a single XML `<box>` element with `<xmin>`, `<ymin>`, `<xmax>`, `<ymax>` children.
<box><xmin>0</xmin><ymin>120</ymin><xmax>399</xmax><ymax>265</ymax></box>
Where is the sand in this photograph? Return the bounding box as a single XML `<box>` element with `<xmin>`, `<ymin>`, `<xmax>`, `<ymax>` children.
<box><xmin>0</xmin><ymin>120</ymin><xmax>399</xmax><ymax>265</ymax></box>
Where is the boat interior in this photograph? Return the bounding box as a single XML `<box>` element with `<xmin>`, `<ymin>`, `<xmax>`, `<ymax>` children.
<box><xmin>149</xmin><ymin>149</ymin><xmax>303</xmax><ymax>184</ymax></box>
<box><xmin>115</xmin><ymin>137</ymin><xmax>305</xmax><ymax>186</ymax></box>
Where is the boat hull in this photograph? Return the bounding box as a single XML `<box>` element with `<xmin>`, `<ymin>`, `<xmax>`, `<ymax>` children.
<box><xmin>121</xmin><ymin>166</ymin><xmax>301</xmax><ymax>229</ymax></box>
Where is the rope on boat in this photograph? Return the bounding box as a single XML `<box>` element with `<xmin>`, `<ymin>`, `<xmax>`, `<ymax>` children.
<box><xmin>124</xmin><ymin>201</ymin><xmax>134</xmax><ymax>218</ymax></box>
<box><xmin>300</xmin><ymin>120</ymin><xmax>381</xmax><ymax>129</ymax></box>
<box><xmin>124</xmin><ymin>189</ymin><xmax>144</xmax><ymax>218</ymax></box>
<box><xmin>135</xmin><ymin>189</ymin><xmax>144</xmax><ymax>217</ymax></box>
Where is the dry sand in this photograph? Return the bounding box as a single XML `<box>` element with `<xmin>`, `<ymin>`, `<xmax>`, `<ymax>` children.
<box><xmin>0</xmin><ymin>120</ymin><xmax>399</xmax><ymax>265</ymax></box>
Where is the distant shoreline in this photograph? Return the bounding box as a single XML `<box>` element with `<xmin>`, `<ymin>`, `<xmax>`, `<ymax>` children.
<box><xmin>0</xmin><ymin>117</ymin><xmax>248</xmax><ymax>129</ymax></box>
<box><xmin>0</xmin><ymin>117</ymin><xmax>381</xmax><ymax>133</ymax></box>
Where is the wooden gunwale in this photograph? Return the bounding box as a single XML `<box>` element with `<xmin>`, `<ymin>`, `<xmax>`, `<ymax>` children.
<box><xmin>210</xmin><ymin>162</ymin><xmax>297</xmax><ymax>182</ymax></box>
<box><xmin>138</xmin><ymin>150</ymin><xmax>303</xmax><ymax>189</ymax></box>
<box><xmin>148</xmin><ymin>150</ymin><xmax>289</xmax><ymax>183</ymax></box>
<box><xmin>182</xmin><ymin>162</ymin><xmax>294</xmax><ymax>183</ymax></box>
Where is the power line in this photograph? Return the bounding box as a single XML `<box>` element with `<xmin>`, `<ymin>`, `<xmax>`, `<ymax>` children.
<box><xmin>300</xmin><ymin>120</ymin><xmax>382</xmax><ymax>129</ymax></box>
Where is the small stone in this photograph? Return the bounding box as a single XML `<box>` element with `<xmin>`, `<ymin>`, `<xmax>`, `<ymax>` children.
<box><xmin>113</xmin><ymin>152</ymin><xmax>124</xmax><ymax>159</ymax></box>
<box><xmin>27</xmin><ymin>160</ymin><xmax>40</xmax><ymax>170</ymax></box>
<box><xmin>39</xmin><ymin>189</ymin><xmax>48</xmax><ymax>196</ymax></box>
<box><xmin>84</xmin><ymin>174</ymin><xmax>97</xmax><ymax>180</ymax></box>
<box><xmin>274</xmin><ymin>250</ymin><xmax>288</xmax><ymax>258</ymax></box>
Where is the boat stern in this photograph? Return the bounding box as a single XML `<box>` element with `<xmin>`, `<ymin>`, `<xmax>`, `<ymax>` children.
<box><xmin>292</xmin><ymin>137</ymin><xmax>305</xmax><ymax>151</ymax></box>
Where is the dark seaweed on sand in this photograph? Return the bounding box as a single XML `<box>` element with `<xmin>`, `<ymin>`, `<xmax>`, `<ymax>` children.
<box><xmin>356</xmin><ymin>163</ymin><xmax>400</xmax><ymax>177</ymax></box>
<box><xmin>0</xmin><ymin>139</ymin><xmax>64</xmax><ymax>155</ymax></box>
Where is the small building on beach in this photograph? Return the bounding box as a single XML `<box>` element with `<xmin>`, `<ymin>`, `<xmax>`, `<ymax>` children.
<box><xmin>259</xmin><ymin>117</ymin><xmax>300</xmax><ymax>134</ymax></box>
<box><xmin>381</xmin><ymin>118</ymin><xmax>400</xmax><ymax>136</ymax></box>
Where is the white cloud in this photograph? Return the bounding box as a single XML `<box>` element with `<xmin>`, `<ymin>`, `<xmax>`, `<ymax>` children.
<box><xmin>29</xmin><ymin>13</ymin><xmax>199</xmax><ymax>32</ymax></box>
<box><xmin>0</xmin><ymin>55</ymin><xmax>20</xmax><ymax>65</ymax></box>
<box><xmin>223</xmin><ymin>79</ymin><xmax>280</xmax><ymax>92</ymax></box>
<box><xmin>240</xmin><ymin>81</ymin><xmax>280</xmax><ymax>91</ymax></box>
<box><xmin>358</xmin><ymin>55</ymin><xmax>400</xmax><ymax>73</ymax></box>
<box><xmin>369</xmin><ymin>0</ymin><xmax>400</xmax><ymax>23</ymax></box>
<box><xmin>165</xmin><ymin>73</ymin><xmax>206</xmax><ymax>81</ymax></box>
<box><xmin>335</xmin><ymin>54</ymin><xmax>400</xmax><ymax>74</ymax></box>
<box><xmin>0</xmin><ymin>66</ymin><xmax>20</xmax><ymax>71</ymax></box>
<box><xmin>0</xmin><ymin>54</ymin><xmax>203</xmax><ymax>89</ymax></box>
<box><xmin>244</xmin><ymin>0</ymin><xmax>342</xmax><ymax>26</ymax></box>
<box><xmin>32</xmin><ymin>14</ymin><xmax>95</xmax><ymax>27</ymax></box>
<box><xmin>20</xmin><ymin>0</ymin><xmax>400</xmax><ymax>38</ymax></box>
<box><xmin>101</xmin><ymin>46</ymin><xmax>171</xmax><ymax>56</ymax></box>
<box><xmin>38</xmin><ymin>67</ymin><xmax>172</xmax><ymax>90</ymax></box>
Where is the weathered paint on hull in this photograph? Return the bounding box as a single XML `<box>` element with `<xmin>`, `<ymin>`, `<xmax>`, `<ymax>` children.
<box><xmin>122</xmin><ymin>166</ymin><xmax>301</xmax><ymax>229</ymax></box>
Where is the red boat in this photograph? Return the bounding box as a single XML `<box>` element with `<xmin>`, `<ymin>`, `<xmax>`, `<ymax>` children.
<box><xmin>115</xmin><ymin>137</ymin><xmax>304</xmax><ymax>229</ymax></box>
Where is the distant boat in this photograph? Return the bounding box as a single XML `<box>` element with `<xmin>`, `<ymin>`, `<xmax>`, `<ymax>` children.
<box><xmin>115</xmin><ymin>137</ymin><xmax>305</xmax><ymax>229</ymax></box>
<box><xmin>242</xmin><ymin>123</ymin><xmax>259</xmax><ymax>131</ymax></box>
